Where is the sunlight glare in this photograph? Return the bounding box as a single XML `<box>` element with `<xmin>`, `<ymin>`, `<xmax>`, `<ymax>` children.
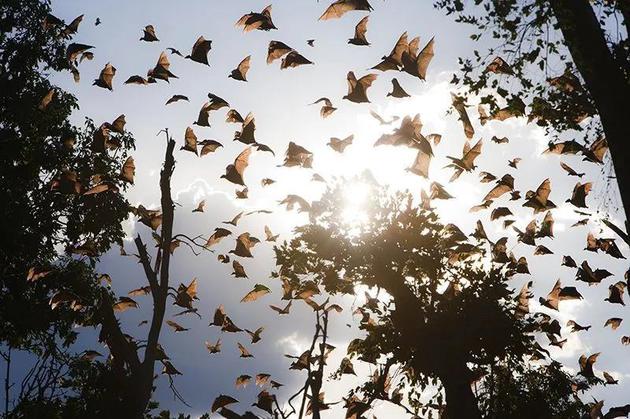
<box><xmin>340</xmin><ymin>181</ymin><xmax>371</xmax><ymax>231</ymax></box>
<box><xmin>344</xmin><ymin>181</ymin><xmax>370</xmax><ymax>207</ymax></box>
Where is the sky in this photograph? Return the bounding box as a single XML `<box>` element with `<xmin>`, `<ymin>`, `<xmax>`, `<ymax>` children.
<box><xmin>4</xmin><ymin>0</ymin><xmax>629</xmax><ymax>417</ymax></box>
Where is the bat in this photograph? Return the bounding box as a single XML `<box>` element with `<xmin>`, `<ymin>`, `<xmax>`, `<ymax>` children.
<box><xmin>229</xmin><ymin>55</ymin><xmax>251</xmax><ymax>81</ymax></box>
<box><xmin>348</xmin><ymin>15</ymin><xmax>370</xmax><ymax>45</ymax></box>
<box><xmin>140</xmin><ymin>25</ymin><xmax>159</xmax><ymax>42</ymax></box>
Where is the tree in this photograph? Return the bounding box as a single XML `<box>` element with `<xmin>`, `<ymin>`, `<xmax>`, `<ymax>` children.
<box><xmin>477</xmin><ymin>360</ymin><xmax>584</xmax><ymax>418</ymax></box>
<box><xmin>3</xmin><ymin>130</ymin><xmax>191</xmax><ymax>418</ymax></box>
<box><xmin>62</xmin><ymin>132</ymin><xmax>207</xmax><ymax>418</ymax></box>
<box><xmin>94</xmin><ymin>134</ymin><xmax>180</xmax><ymax>417</ymax></box>
<box><xmin>274</xmin><ymin>177</ymin><xmax>542</xmax><ymax>418</ymax></box>
<box><xmin>434</xmin><ymin>0</ymin><xmax>630</xmax><ymax>238</ymax></box>
<box><xmin>0</xmin><ymin>0</ymin><xmax>134</xmax><ymax>414</ymax></box>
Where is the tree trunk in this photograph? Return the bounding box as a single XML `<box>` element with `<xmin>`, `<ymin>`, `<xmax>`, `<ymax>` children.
<box><xmin>441</xmin><ymin>362</ymin><xmax>482</xmax><ymax>419</ymax></box>
<box><xmin>371</xmin><ymin>259</ymin><xmax>483</xmax><ymax>418</ymax></box>
<box><xmin>99</xmin><ymin>136</ymin><xmax>177</xmax><ymax>418</ymax></box>
<box><xmin>4</xmin><ymin>348</ymin><xmax>11</xmax><ymax>416</ymax></box>
<box><xmin>551</xmin><ymin>0</ymin><xmax>630</xmax><ymax>236</ymax></box>
<box><xmin>129</xmin><ymin>136</ymin><xmax>177</xmax><ymax>417</ymax></box>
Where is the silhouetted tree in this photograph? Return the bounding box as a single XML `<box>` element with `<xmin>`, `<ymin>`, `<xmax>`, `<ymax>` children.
<box><xmin>95</xmin><ymin>134</ymin><xmax>180</xmax><ymax>418</ymax></box>
<box><xmin>435</xmin><ymin>0</ymin><xmax>630</xmax><ymax>237</ymax></box>
<box><xmin>0</xmin><ymin>0</ymin><xmax>134</xmax><ymax>415</ymax></box>
<box><xmin>477</xmin><ymin>360</ymin><xmax>584</xmax><ymax>418</ymax></box>
<box><xmin>274</xmin><ymin>177</ymin><xmax>542</xmax><ymax>418</ymax></box>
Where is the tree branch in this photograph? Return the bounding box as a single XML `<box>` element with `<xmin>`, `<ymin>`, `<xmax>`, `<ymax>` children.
<box><xmin>551</xmin><ymin>0</ymin><xmax>630</xmax><ymax>225</ymax></box>
<box><xmin>3</xmin><ymin>347</ymin><xmax>11</xmax><ymax>416</ymax></box>
<box><xmin>98</xmin><ymin>289</ymin><xmax>141</xmax><ymax>370</ymax></box>
<box><xmin>134</xmin><ymin>235</ymin><xmax>158</xmax><ymax>295</ymax></box>
<box><xmin>132</xmin><ymin>130</ymin><xmax>177</xmax><ymax>416</ymax></box>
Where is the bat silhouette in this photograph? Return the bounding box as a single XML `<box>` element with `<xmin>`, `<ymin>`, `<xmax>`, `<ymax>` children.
<box><xmin>560</xmin><ymin>162</ymin><xmax>584</xmax><ymax>177</ymax></box>
<box><xmin>186</xmin><ymin>36</ymin><xmax>212</xmax><ymax>65</ymax></box>
<box><xmin>281</xmin><ymin>51</ymin><xmax>313</xmax><ymax>69</ymax></box>
<box><xmin>205</xmin><ymin>228</ymin><xmax>232</xmax><ymax>248</ymax></box>
<box><xmin>451</xmin><ymin>93</ymin><xmax>474</xmax><ymax>139</ymax></box>
<box><xmin>344</xmin><ymin>71</ymin><xmax>377</xmax><ymax>103</ymax></box>
<box><xmin>222</xmin><ymin>148</ymin><xmax>251</xmax><ymax>186</ymax></box>
<box><xmin>567</xmin><ymin>182</ymin><xmax>592</xmax><ymax>208</ymax></box>
<box><xmin>200</xmin><ymin>139</ymin><xmax>223</xmax><ymax>156</ymax></box>
<box><xmin>523</xmin><ymin>179</ymin><xmax>556</xmax><ymax>213</ymax></box>
<box><xmin>178</xmin><ymin>127</ymin><xmax>198</xmax><ymax>155</ymax></box>
<box><xmin>229</xmin><ymin>55</ymin><xmax>251</xmax><ymax>81</ymax></box>
<box><xmin>236</xmin><ymin>5</ymin><xmax>277</xmax><ymax>31</ymax></box>
<box><xmin>282</xmin><ymin>142</ymin><xmax>313</xmax><ymax>168</ymax></box>
<box><xmin>319</xmin><ymin>0</ymin><xmax>373</xmax><ymax>21</ymax></box>
<box><xmin>93</xmin><ymin>63</ymin><xmax>116</xmax><ymax>90</ymax></box>
<box><xmin>348</xmin><ymin>16</ymin><xmax>370</xmax><ymax>45</ymax></box>
<box><xmin>267</xmin><ymin>41</ymin><xmax>293</xmax><ymax>64</ymax></box>
<box><xmin>165</xmin><ymin>94</ymin><xmax>189</xmax><ymax>105</ymax></box>
<box><xmin>148</xmin><ymin>52</ymin><xmax>177</xmax><ymax>82</ymax></box>
<box><xmin>311</xmin><ymin>97</ymin><xmax>337</xmax><ymax>118</ymax></box>
<box><xmin>446</xmin><ymin>139</ymin><xmax>482</xmax><ymax>181</ymax></box>
<box><xmin>327</xmin><ymin>135</ymin><xmax>354</xmax><ymax>153</ymax></box>
<box><xmin>140</xmin><ymin>25</ymin><xmax>159</xmax><ymax>42</ymax></box>
<box><xmin>387</xmin><ymin>78</ymin><xmax>410</xmax><ymax>98</ymax></box>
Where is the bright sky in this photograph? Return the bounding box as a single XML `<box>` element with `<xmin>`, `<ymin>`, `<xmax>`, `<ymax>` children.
<box><xmin>23</xmin><ymin>0</ymin><xmax>630</xmax><ymax>416</ymax></box>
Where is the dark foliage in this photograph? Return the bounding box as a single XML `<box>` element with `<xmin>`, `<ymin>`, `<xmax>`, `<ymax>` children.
<box><xmin>434</xmin><ymin>0</ymin><xmax>630</xmax><ymax>226</ymax></box>
<box><xmin>0</xmin><ymin>0</ymin><xmax>134</xmax><ymax>414</ymax></box>
<box><xmin>275</xmin><ymin>177</ymin><xmax>542</xmax><ymax>418</ymax></box>
<box><xmin>478</xmin><ymin>360</ymin><xmax>585</xmax><ymax>419</ymax></box>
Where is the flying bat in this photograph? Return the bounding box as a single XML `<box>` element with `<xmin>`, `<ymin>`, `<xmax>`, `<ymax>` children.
<box><xmin>387</xmin><ymin>78</ymin><xmax>410</xmax><ymax>98</ymax></box>
<box><xmin>344</xmin><ymin>71</ymin><xmax>377</xmax><ymax>103</ymax></box>
<box><xmin>327</xmin><ymin>135</ymin><xmax>354</xmax><ymax>153</ymax></box>
<box><xmin>267</xmin><ymin>41</ymin><xmax>292</xmax><ymax>64</ymax></box>
<box><xmin>348</xmin><ymin>15</ymin><xmax>370</xmax><ymax>45</ymax></box>
<box><xmin>148</xmin><ymin>52</ymin><xmax>177</xmax><ymax>82</ymax></box>
<box><xmin>236</xmin><ymin>5</ymin><xmax>277</xmax><ymax>31</ymax></box>
<box><xmin>221</xmin><ymin>148</ymin><xmax>251</xmax><ymax>186</ymax></box>
<box><xmin>186</xmin><ymin>36</ymin><xmax>212</xmax><ymax>65</ymax></box>
<box><xmin>229</xmin><ymin>55</ymin><xmax>251</xmax><ymax>81</ymax></box>
<box><xmin>319</xmin><ymin>0</ymin><xmax>373</xmax><ymax>20</ymax></box>
<box><xmin>140</xmin><ymin>25</ymin><xmax>159</xmax><ymax>42</ymax></box>
<box><xmin>281</xmin><ymin>51</ymin><xmax>313</xmax><ymax>69</ymax></box>
<box><xmin>93</xmin><ymin>63</ymin><xmax>116</xmax><ymax>90</ymax></box>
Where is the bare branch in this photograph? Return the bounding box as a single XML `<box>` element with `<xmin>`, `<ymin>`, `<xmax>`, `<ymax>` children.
<box><xmin>134</xmin><ymin>235</ymin><xmax>158</xmax><ymax>295</ymax></box>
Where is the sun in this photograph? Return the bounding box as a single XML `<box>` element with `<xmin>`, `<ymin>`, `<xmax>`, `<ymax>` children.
<box><xmin>344</xmin><ymin>181</ymin><xmax>370</xmax><ymax>206</ymax></box>
<box><xmin>341</xmin><ymin>181</ymin><xmax>371</xmax><ymax>227</ymax></box>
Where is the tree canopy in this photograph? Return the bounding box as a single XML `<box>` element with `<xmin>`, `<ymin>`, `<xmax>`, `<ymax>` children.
<box><xmin>435</xmin><ymin>0</ymin><xmax>630</xmax><ymax>232</ymax></box>
<box><xmin>1</xmin><ymin>0</ymin><xmax>134</xmax><ymax>414</ymax></box>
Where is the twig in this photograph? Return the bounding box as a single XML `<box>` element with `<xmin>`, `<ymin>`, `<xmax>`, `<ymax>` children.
<box><xmin>167</xmin><ymin>375</ymin><xmax>191</xmax><ymax>408</ymax></box>
<box><xmin>298</xmin><ymin>311</ymin><xmax>322</xmax><ymax>419</ymax></box>
<box><xmin>2</xmin><ymin>347</ymin><xmax>11</xmax><ymax>416</ymax></box>
<box><xmin>310</xmin><ymin>310</ymin><xmax>329</xmax><ymax>419</ymax></box>
<box><xmin>287</xmin><ymin>383</ymin><xmax>307</xmax><ymax>417</ymax></box>
<box><xmin>273</xmin><ymin>394</ymin><xmax>289</xmax><ymax>419</ymax></box>
<box><xmin>172</xmin><ymin>233</ymin><xmax>209</xmax><ymax>256</ymax></box>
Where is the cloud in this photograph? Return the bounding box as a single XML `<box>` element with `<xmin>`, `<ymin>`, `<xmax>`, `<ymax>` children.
<box><xmin>276</xmin><ymin>333</ymin><xmax>309</xmax><ymax>355</ymax></box>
